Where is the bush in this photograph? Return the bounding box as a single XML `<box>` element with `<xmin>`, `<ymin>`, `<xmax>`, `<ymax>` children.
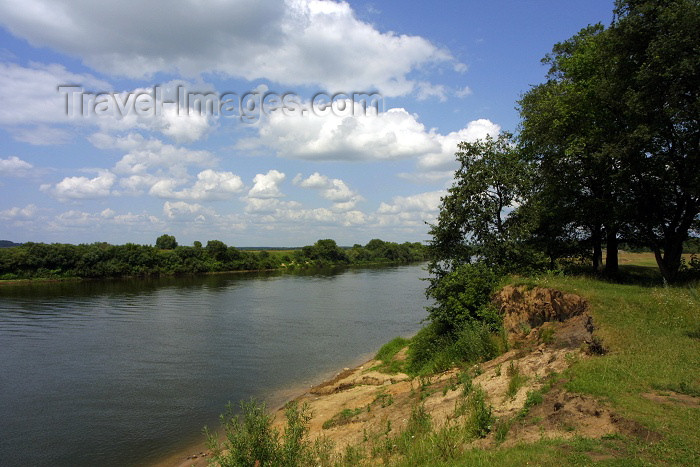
<box><xmin>406</xmin><ymin>320</ymin><xmax>501</xmax><ymax>376</ymax></box>
<box><xmin>426</xmin><ymin>262</ymin><xmax>502</xmax><ymax>331</ymax></box>
<box><xmin>206</xmin><ymin>399</ymin><xmax>314</xmax><ymax>467</ymax></box>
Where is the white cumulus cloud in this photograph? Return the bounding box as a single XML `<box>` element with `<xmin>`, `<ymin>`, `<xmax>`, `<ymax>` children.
<box><xmin>247</xmin><ymin>170</ymin><xmax>286</xmax><ymax>199</ymax></box>
<box><xmin>149</xmin><ymin>169</ymin><xmax>245</xmax><ymax>201</ymax></box>
<box><xmin>42</xmin><ymin>170</ymin><xmax>116</xmax><ymax>200</ymax></box>
<box><xmin>0</xmin><ymin>156</ymin><xmax>33</xmax><ymax>177</ymax></box>
<box><xmin>0</xmin><ymin>0</ymin><xmax>454</xmax><ymax>97</ymax></box>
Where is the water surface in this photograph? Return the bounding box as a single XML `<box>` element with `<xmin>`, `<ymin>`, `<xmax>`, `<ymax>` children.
<box><xmin>0</xmin><ymin>264</ymin><xmax>429</xmax><ymax>466</ymax></box>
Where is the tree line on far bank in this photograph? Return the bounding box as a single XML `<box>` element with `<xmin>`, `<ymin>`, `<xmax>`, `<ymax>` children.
<box><xmin>0</xmin><ymin>237</ymin><xmax>427</xmax><ymax>280</ymax></box>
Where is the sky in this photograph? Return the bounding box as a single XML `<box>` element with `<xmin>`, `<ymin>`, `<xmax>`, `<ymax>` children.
<box><xmin>0</xmin><ymin>0</ymin><xmax>616</xmax><ymax>247</ymax></box>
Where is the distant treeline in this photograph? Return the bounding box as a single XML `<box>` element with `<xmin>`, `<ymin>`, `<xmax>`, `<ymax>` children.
<box><xmin>0</xmin><ymin>237</ymin><xmax>427</xmax><ymax>280</ymax></box>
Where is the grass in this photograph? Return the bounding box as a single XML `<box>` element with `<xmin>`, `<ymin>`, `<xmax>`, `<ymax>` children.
<box><xmin>322</xmin><ymin>407</ymin><xmax>365</xmax><ymax>429</ymax></box>
<box><xmin>505</xmin><ymin>361</ymin><xmax>527</xmax><ymax>399</ymax></box>
<box><xmin>372</xmin><ymin>336</ymin><xmax>410</xmax><ymax>374</ymax></box>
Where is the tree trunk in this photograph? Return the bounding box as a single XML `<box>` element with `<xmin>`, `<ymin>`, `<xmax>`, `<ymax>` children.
<box><xmin>592</xmin><ymin>225</ymin><xmax>603</xmax><ymax>272</ymax></box>
<box><xmin>654</xmin><ymin>237</ymin><xmax>685</xmax><ymax>283</ymax></box>
<box><xmin>605</xmin><ymin>227</ymin><xmax>619</xmax><ymax>277</ymax></box>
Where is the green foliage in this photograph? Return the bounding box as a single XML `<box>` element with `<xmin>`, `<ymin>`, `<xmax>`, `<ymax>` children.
<box><xmin>406</xmin><ymin>320</ymin><xmax>500</xmax><ymax>376</ymax></box>
<box><xmin>539</xmin><ymin>326</ymin><xmax>555</xmax><ymax>344</ymax></box>
<box><xmin>426</xmin><ymin>262</ymin><xmax>502</xmax><ymax>331</ymax></box>
<box><xmin>465</xmin><ymin>387</ymin><xmax>494</xmax><ymax>438</ymax></box>
<box><xmin>373</xmin><ymin>337</ymin><xmax>410</xmax><ymax>374</ymax></box>
<box><xmin>207</xmin><ymin>399</ymin><xmax>317</xmax><ymax>467</ymax></box>
<box><xmin>155</xmin><ymin>234</ymin><xmax>177</xmax><ymax>250</ymax></box>
<box><xmin>375</xmin><ymin>337</ymin><xmax>409</xmax><ymax>362</ymax></box>
<box><xmin>0</xmin><ymin>237</ymin><xmax>427</xmax><ymax>280</ymax></box>
<box><xmin>518</xmin><ymin>0</ymin><xmax>700</xmax><ymax>282</ymax></box>
<box><xmin>505</xmin><ymin>362</ymin><xmax>527</xmax><ymax>399</ymax></box>
<box><xmin>207</xmin><ymin>399</ymin><xmax>279</xmax><ymax>466</ymax></box>
<box><xmin>518</xmin><ymin>389</ymin><xmax>545</xmax><ymax>418</ymax></box>
<box><xmin>322</xmin><ymin>407</ymin><xmax>364</xmax><ymax>430</ymax></box>
<box><xmin>427</xmin><ymin>132</ymin><xmax>540</xmax><ymax>279</ymax></box>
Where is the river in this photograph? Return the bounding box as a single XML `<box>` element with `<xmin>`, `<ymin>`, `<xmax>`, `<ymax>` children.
<box><xmin>0</xmin><ymin>264</ymin><xmax>429</xmax><ymax>466</ymax></box>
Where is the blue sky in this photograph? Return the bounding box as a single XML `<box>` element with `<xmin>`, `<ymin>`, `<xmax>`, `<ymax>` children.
<box><xmin>0</xmin><ymin>0</ymin><xmax>614</xmax><ymax>247</ymax></box>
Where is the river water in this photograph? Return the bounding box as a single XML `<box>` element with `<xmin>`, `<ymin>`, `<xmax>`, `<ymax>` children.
<box><xmin>0</xmin><ymin>264</ymin><xmax>429</xmax><ymax>466</ymax></box>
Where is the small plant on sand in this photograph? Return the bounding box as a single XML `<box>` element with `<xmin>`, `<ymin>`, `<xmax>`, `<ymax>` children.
<box><xmin>206</xmin><ymin>399</ymin><xmax>314</xmax><ymax>467</ymax></box>
<box><xmin>505</xmin><ymin>362</ymin><xmax>527</xmax><ymax>399</ymax></box>
<box><xmin>322</xmin><ymin>407</ymin><xmax>364</xmax><ymax>429</ymax></box>
<box><xmin>466</xmin><ymin>387</ymin><xmax>494</xmax><ymax>438</ymax></box>
<box><xmin>539</xmin><ymin>326</ymin><xmax>555</xmax><ymax>344</ymax></box>
<box><xmin>494</xmin><ymin>417</ymin><xmax>511</xmax><ymax>443</ymax></box>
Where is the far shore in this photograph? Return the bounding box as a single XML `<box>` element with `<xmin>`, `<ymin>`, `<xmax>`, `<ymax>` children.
<box><xmin>0</xmin><ymin>260</ymin><xmax>425</xmax><ymax>288</ymax></box>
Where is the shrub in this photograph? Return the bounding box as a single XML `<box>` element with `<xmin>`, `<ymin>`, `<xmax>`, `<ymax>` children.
<box><xmin>206</xmin><ymin>399</ymin><xmax>314</xmax><ymax>467</ymax></box>
<box><xmin>426</xmin><ymin>262</ymin><xmax>502</xmax><ymax>331</ymax></box>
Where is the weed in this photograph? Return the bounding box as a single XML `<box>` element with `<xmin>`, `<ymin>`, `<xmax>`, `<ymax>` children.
<box><xmin>206</xmin><ymin>399</ymin><xmax>314</xmax><ymax>467</ymax></box>
<box><xmin>430</xmin><ymin>423</ymin><xmax>462</xmax><ymax>461</ymax></box>
<box><xmin>457</xmin><ymin>368</ymin><xmax>473</xmax><ymax>394</ymax></box>
<box><xmin>495</xmin><ymin>363</ymin><xmax>502</xmax><ymax>377</ymax></box>
<box><xmin>506</xmin><ymin>362</ymin><xmax>528</xmax><ymax>399</ymax></box>
<box><xmin>466</xmin><ymin>387</ymin><xmax>494</xmax><ymax>438</ymax></box>
<box><xmin>373</xmin><ymin>390</ymin><xmax>394</xmax><ymax>408</ymax></box>
<box><xmin>539</xmin><ymin>326</ymin><xmax>556</xmax><ymax>344</ymax></box>
<box><xmin>322</xmin><ymin>407</ymin><xmax>364</xmax><ymax>429</ymax></box>
<box><xmin>494</xmin><ymin>418</ymin><xmax>511</xmax><ymax>443</ymax></box>
<box><xmin>518</xmin><ymin>389</ymin><xmax>544</xmax><ymax>418</ymax></box>
<box><xmin>518</xmin><ymin>322</ymin><xmax>532</xmax><ymax>336</ymax></box>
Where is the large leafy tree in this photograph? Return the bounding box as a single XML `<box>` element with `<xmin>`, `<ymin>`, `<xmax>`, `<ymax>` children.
<box><xmin>519</xmin><ymin>0</ymin><xmax>700</xmax><ymax>282</ymax></box>
<box><xmin>609</xmin><ymin>0</ymin><xmax>700</xmax><ymax>282</ymax></box>
<box><xmin>519</xmin><ymin>24</ymin><xmax>625</xmax><ymax>276</ymax></box>
<box><xmin>427</xmin><ymin>132</ymin><xmax>537</xmax><ymax>281</ymax></box>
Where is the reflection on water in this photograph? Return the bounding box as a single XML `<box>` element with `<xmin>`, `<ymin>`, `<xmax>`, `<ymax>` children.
<box><xmin>0</xmin><ymin>264</ymin><xmax>429</xmax><ymax>466</ymax></box>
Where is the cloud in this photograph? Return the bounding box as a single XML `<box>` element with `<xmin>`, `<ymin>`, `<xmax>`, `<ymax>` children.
<box><xmin>242</xmin><ymin>106</ymin><xmax>441</xmax><ymax>161</ymax></box>
<box><xmin>163</xmin><ymin>201</ymin><xmax>213</xmax><ymax>221</ymax></box>
<box><xmin>416</xmin><ymin>82</ymin><xmax>447</xmax><ymax>102</ymax></box>
<box><xmin>91</xmin><ymin>82</ymin><xmax>217</xmax><ymax>143</ymax></box>
<box><xmin>12</xmin><ymin>125</ymin><xmax>73</xmax><ymax>145</ymax></box>
<box><xmin>0</xmin><ymin>64</ymin><xmax>215</xmax><ymax>143</ymax></box>
<box><xmin>377</xmin><ymin>191</ymin><xmax>444</xmax><ymax>214</ymax></box>
<box><xmin>0</xmin><ymin>156</ymin><xmax>33</xmax><ymax>177</ymax></box>
<box><xmin>0</xmin><ymin>204</ymin><xmax>36</xmax><ymax>220</ymax></box>
<box><xmin>41</xmin><ymin>170</ymin><xmax>116</xmax><ymax>200</ymax></box>
<box><xmin>416</xmin><ymin>119</ymin><xmax>501</xmax><ymax>171</ymax></box>
<box><xmin>99</xmin><ymin>134</ymin><xmax>217</xmax><ymax>176</ymax></box>
<box><xmin>0</xmin><ymin>62</ymin><xmax>110</xmax><ymax>126</ymax></box>
<box><xmin>47</xmin><ymin>208</ymin><xmax>164</xmax><ymax>231</ymax></box>
<box><xmin>294</xmin><ymin>172</ymin><xmax>363</xmax><ymax>210</ymax></box>
<box><xmin>149</xmin><ymin>169</ymin><xmax>245</xmax><ymax>201</ymax></box>
<box><xmin>0</xmin><ymin>0</ymin><xmax>454</xmax><ymax>97</ymax></box>
<box><xmin>247</xmin><ymin>170</ymin><xmax>286</xmax><ymax>199</ymax></box>
<box><xmin>374</xmin><ymin>190</ymin><xmax>445</xmax><ymax>227</ymax></box>
<box><xmin>242</xmin><ymin>105</ymin><xmax>499</xmax><ymax>174</ymax></box>
<box><xmin>244</xmin><ymin>198</ymin><xmax>301</xmax><ymax>214</ymax></box>
<box><xmin>455</xmin><ymin>86</ymin><xmax>473</xmax><ymax>98</ymax></box>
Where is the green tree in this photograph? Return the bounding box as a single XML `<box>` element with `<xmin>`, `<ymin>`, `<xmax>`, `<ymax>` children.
<box><xmin>518</xmin><ymin>24</ymin><xmax>625</xmax><ymax>275</ymax></box>
<box><xmin>427</xmin><ymin>132</ymin><xmax>536</xmax><ymax>282</ymax></box>
<box><xmin>608</xmin><ymin>0</ymin><xmax>700</xmax><ymax>282</ymax></box>
<box><xmin>155</xmin><ymin>234</ymin><xmax>178</xmax><ymax>250</ymax></box>
<box><xmin>206</xmin><ymin>240</ymin><xmax>229</xmax><ymax>262</ymax></box>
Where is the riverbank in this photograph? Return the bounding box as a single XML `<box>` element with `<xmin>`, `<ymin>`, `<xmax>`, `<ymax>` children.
<box><xmin>158</xmin><ymin>271</ymin><xmax>699</xmax><ymax>466</ymax></box>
